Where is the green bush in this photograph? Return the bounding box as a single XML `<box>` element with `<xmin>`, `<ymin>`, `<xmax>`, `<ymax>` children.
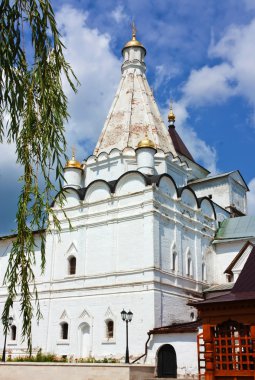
<box><xmin>7</xmin><ymin>350</ymin><xmax>67</xmax><ymax>363</ymax></box>
<box><xmin>6</xmin><ymin>350</ymin><xmax>118</xmax><ymax>363</ymax></box>
<box><xmin>76</xmin><ymin>357</ymin><xmax>119</xmax><ymax>363</ymax></box>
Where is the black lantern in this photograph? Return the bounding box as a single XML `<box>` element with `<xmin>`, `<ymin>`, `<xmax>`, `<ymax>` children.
<box><xmin>120</xmin><ymin>309</ymin><xmax>133</xmax><ymax>363</ymax></box>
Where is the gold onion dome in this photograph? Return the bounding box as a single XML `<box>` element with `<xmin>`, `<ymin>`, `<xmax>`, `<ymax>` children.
<box><xmin>65</xmin><ymin>149</ymin><xmax>82</xmax><ymax>170</ymax></box>
<box><xmin>137</xmin><ymin>136</ymin><xmax>156</xmax><ymax>149</ymax></box>
<box><xmin>122</xmin><ymin>22</ymin><xmax>146</xmax><ymax>52</ymax></box>
<box><xmin>168</xmin><ymin>101</ymin><xmax>176</xmax><ymax>123</ymax></box>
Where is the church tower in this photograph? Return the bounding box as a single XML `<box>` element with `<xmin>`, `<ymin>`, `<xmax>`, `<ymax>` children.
<box><xmin>49</xmin><ymin>26</ymin><xmax>218</xmax><ymax>362</ymax></box>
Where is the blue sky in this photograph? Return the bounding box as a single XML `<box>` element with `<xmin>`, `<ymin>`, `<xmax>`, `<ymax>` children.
<box><xmin>1</xmin><ymin>0</ymin><xmax>255</xmax><ymax>234</ymax></box>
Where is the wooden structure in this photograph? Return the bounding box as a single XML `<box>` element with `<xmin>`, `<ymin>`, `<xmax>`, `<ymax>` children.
<box><xmin>193</xmin><ymin>245</ymin><xmax>255</xmax><ymax>380</ymax></box>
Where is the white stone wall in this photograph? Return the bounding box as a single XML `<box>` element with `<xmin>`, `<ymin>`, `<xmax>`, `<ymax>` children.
<box><xmin>0</xmin><ymin>156</ymin><xmax>244</xmax><ymax>378</ymax></box>
<box><xmin>190</xmin><ymin>173</ymin><xmax>247</xmax><ymax>215</ymax></box>
<box><xmin>147</xmin><ymin>333</ymin><xmax>198</xmax><ymax>375</ymax></box>
<box><xmin>212</xmin><ymin>238</ymin><xmax>255</xmax><ymax>284</ymax></box>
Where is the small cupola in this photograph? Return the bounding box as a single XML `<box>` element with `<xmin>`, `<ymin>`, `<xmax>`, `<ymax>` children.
<box><xmin>136</xmin><ymin>134</ymin><xmax>157</xmax><ymax>175</ymax></box>
<box><xmin>167</xmin><ymin>101</ymin><xmax>194</xmax><ymax>161</ymax></box>
<box><xmin>168</xmin><ymin>100</ymin><xmax>176</xmax><ymax>127</ymax></box>
<box><xmin>64</xmin><ymin>148</ymin><xmax>83</xmax><ymax>189</ymax></box>
<box><xmin>121</xmin><ymin>23</ymin><xmax>146</xmax><ymax>74</ymax></box>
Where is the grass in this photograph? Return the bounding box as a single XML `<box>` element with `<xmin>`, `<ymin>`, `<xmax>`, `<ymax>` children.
<box><xmin>6</xmin><ymin>350</ymin><xmax>120</xmax><ymax>363</ymax></box>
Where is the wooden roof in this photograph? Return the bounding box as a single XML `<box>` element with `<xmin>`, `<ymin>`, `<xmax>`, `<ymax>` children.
<box><xmin>149</xmin><ymin>320</ymin><xmax>200</xmax><ymax>334</ymax></box>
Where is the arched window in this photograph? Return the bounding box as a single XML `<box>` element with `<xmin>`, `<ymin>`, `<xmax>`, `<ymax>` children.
<box><xmin>202</xmin><ymin>263</ymin><xmax>206</xmax><ymax>281</ymax></box>
<box><xmin>10</xmin><ymin>325</ymin><xmax>16</xmax><ymax>341</ymax></box>
<box><xmin>60</xmin><ymin>322</ymin><xmax>69</xmax><ymax>340</ymax></box>
<box><xmin>106</xmin><ymin>320</ymin><xmax>114</xmax><ymax>339</ymax></box>
<box><xmin>187</xmin><ymin>257</ymin><xmax>193</xmax><ymax>277</ymax></box>
<box><xmin>172</xmin><ymin>251</ymin><xmax>177</xmax><ymax>272</ymax></box>
<box><xmin>68</xmin><ymin>256</ymin><xmax>76</xmax><ymax>275</ymax></box>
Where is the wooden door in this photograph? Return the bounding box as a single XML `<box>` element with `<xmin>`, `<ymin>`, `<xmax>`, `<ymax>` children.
<box><xmin>157</xmin><ymin>344</ymin><xmax>177</xmax><ymax>378</ymax></box>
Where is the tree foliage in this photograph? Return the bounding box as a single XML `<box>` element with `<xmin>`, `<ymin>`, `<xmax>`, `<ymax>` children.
<box><xmin>0</xmin><ymin>0</ymin><xmax>78</xmax><ymax>352</ymax></box>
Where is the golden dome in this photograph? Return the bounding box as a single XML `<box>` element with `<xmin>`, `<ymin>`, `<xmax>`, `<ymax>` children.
<box><xmin>137</xmin><ymin>136</ymin><xmax>156</xmax><ymax>149</ymax></box>
<box><xmin>168</xmin><ymin>100</ymin><xmax>176</xmax><ymax>123</ymax></box>
<box><xmin>124</xmin><ymin>38</ymin><xmax>144</xmax><ymax>49</ymax></box>
<box><xmin>65</xmin><ymin>150</ymin><xmax>82</xmax><ymax>170</ymax></box>
<box><xmin>122</xmin><ymin>22</ymin><xmax>146</xmax><ymax>53</ymax></box>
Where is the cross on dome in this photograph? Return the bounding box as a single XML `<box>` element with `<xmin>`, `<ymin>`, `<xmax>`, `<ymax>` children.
<box><xmin>168</xmin><ymin>99</ymin><xmax>176</xmax><ymax>124</ymax></box>
<box><xmin>122</xmin><ymin>22</ymin><xmax>146</xmax><ymax>52</ymax></box>
<box><xmin>65</xmin><ymin>145</ymin><xmax>82</xmax><ymax>169</ymax></box>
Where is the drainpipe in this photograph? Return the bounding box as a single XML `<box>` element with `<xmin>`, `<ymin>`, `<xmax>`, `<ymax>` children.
<box><xmin>131</xmin><ymin>332</ymin><xmax>152</xmax><ymax>364</ymax></box>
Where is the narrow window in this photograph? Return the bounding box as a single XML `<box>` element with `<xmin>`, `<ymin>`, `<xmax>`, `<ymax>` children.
<box><xmin>172</xmin><ymin>252</ymin><xmax>177</xmax><ymax>272</ymax></box>
<box><xmin>68</xmin><ymin>256</ymin><xmax>76</xmax><ymax>275</ymax></box>
<box><xmin>202</xmin><ymin>263</ymin><xmax>206</xmax><ymax>281</ymax></box>
<box><xmin>106</xmin><ymin>320</ymin><xmax>114</xmax><ymax>339</ymax></box>
<box><xmin>10</xmin><ymin>325</ymin><xmax>16</xmax><ymax>341</ymax></box>
<box><xmin>187</xmin><ymin>257</ymin><xmax>192</xmax><ymax>276</ymax></box>
<box><xmin>61</xmin><ymin>322</ymin><xmax>68</xmax><ymax>340</ymax></box>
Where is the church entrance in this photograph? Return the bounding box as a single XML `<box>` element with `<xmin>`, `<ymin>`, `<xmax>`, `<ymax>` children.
<box><xmin>78</xmin><ymin>322</ymin><xmax>90</xmax><ymax>358</ymax></box>
<box><xmin>157</xmin><ymin>344</ymin><xmax>177</xmax><ymax>378</ymax></box>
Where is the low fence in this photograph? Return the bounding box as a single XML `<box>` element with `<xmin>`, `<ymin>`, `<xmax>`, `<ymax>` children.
<box><xmin>0</xmin><ymin>362</ymin><xmax>155</xmax><ymax>380</ymax></box>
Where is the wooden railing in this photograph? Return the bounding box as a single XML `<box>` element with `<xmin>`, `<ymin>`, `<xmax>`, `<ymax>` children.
<box><xmin>197</xmin><ymin>323</ymin><xmax>255</xmax><ymax>379</ymax></box>
<box><xmin>197</xmin><ymin>332</ymin><xmax>205</xmax><ymax>379</ymax></box>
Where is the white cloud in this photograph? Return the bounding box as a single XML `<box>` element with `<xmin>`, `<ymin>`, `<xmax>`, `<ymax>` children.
<box><xmin>0</xmin><ymin>5</ymin><xmax>122</xmax><ymax>233</ymax></box>
<box><xmin>111</xmin><ymin>4</ymin><xmax>128</xmax><ymax>24</ymax></box>
<box><xmin>181</xmin><ymin>19</ymin><xmax>255</xmax><ymax>120</ymax></box>
<box><xmin>182</xmin><ymin>63</ymin><xmax>236</xmax><ymax>106</ymax></box>
<box><xmin>169</xmin><ymin>18</ymin><xmax>255</xmax><ymax>174</ymax></box>
<box><xmin>247</xmin><ymin>178</ymin><xmax>255</xmax><ymax>215</ymax></box>
<box><xmin>154</xmin><ymin>64</ymin><xmax>180</xmax><ymax>91</ymax></box>
<box><xmin>243</xmin><ymin>0</ymin><xmax>255</xmax><ymax>10</ymax></box>
<box><xmin>56</xmin><ymin>5</ymin><xmax>121</xmax><ymax>159</ymax></box>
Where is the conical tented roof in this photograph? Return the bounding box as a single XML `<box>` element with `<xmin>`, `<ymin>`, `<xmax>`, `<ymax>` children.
<box><xmin>94</xmin><ymin>33</ymin><xmax>177</xmax><ymax>156</ymax></box>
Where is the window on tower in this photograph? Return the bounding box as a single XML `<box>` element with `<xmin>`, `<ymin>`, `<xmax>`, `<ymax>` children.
<box><xmin>10</xmin><ymin>325</ymin><xmax>17</xmax><ymax>341</ymax></box>
<box><xmin>106</xmin><ymin>320</ymin><xmax>114</xmax><ymax>339</ymax></box>
<box><xmin>68</xmin><ymin>256</ymin><xmax>76</xmax><ymax>275</ymax></box>
<box><xmin>172</xmin><ymin>251</ymin><xmax>177</xmax><ymax>272</ymax></box>
<box><xmin>60</xmin><ymin>322</ymin><xmax>69</xmax><ymax>340</ymax></box>
<box><xmin>202</xmin><ymin>263</ymin><xmax>206</xmax><ymax>281</ymax></box>
<box><xmin>187</xmin><ymin>257</ymin><xmax>193</xmax><ymax>277</ymax></box>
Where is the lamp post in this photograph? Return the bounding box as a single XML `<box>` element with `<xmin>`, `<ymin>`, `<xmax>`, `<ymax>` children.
<box><xmin>2</xmin><ymin>316</ymin><xmax>13</xmax><ymax>362</ymax></box>
<box><xmin>121</xmin><ymin>309</ymin><xmax>133</xmax><ymax>364</ymax></box>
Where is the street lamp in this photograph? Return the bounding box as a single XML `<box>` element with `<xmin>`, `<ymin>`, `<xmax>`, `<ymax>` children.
<box><xmin>121</xmin><ymin>309</ymin><xmax>133</xmax><ymax>364</ymax></box>
<box><xmin>2</xmin><ymin>316</ymin><xmax>13</xmax><ymax>362</ymax></box>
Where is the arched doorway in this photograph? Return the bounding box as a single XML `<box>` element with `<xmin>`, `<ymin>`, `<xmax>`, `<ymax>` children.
<box><xmin>157</xmin><ymin>344</ymin><xmax>177</xmax><ymax>378</ymax></box>
<box><xmin>78</xmin><ymin>322</ymin><xmax>90</xmax><ymax>358</ymax></box>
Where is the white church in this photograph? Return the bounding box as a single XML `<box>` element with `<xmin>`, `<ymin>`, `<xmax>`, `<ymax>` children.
<box><xmin>0</xmin><ymin>28</ymin><xmax>254</xmax><ymax>377</ymax></box>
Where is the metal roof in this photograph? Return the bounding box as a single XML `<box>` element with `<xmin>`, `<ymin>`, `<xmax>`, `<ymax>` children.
<box><xmin>215</xmin><ymin>216</ymin><xmax>255</xmax><ymax>240</ymax></box>
<box><xmin>203</xmin><ymin>283</ymin><xmax>234</xmax><ymax>293</ymax></box>
<box><xmin>189</xmin><ymin>171</ymin><xmax>233</xmax><ymax>185</ymax></box>
<box><xmin>168</xmin><ymin>125</ymin><xmax>194</xmax><ymax>161</ymax></box>
<box><xmin>188</xmin><ymin>170</ymin><xmax>249</xmax><ymax>190</ymax></box>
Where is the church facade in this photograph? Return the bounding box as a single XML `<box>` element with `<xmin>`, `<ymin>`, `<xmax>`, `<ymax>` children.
<box><xmin>0</xmin><ymin>29</ymin><xmax>253</xmax><ymax>376</ymax></box>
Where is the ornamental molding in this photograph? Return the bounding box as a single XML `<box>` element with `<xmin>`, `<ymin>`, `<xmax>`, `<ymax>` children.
<box><xmin>60</xmin><ymin>310</ymin><xmax>69</xmax><ymax>320</ymax></box>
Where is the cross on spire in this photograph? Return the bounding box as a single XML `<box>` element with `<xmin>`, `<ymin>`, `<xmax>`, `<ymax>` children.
<box><xmin>168</xmin><ymin>98</ymin><xmax>176</xmax><ymax>124</ymax></box>
<box><xmin>71</xmin><ymin>145</ymin><xmax>76</xmax><ymax>160</ymax></box>
<box><xmin>132</xmin><ymin>21</ymin><xmax>137</xmax><ymax>40</ymax></box>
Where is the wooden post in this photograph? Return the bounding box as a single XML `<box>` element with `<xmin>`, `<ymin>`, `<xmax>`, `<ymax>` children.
<box><xmin>203</xmin><ymin>324</ymin><xmax>214</xmax><ymax>380</ymax></box>
<box><xmin>250</xmin><ymin>324</ymin><xmax>255</xmax><ymax>379</ymax></box>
